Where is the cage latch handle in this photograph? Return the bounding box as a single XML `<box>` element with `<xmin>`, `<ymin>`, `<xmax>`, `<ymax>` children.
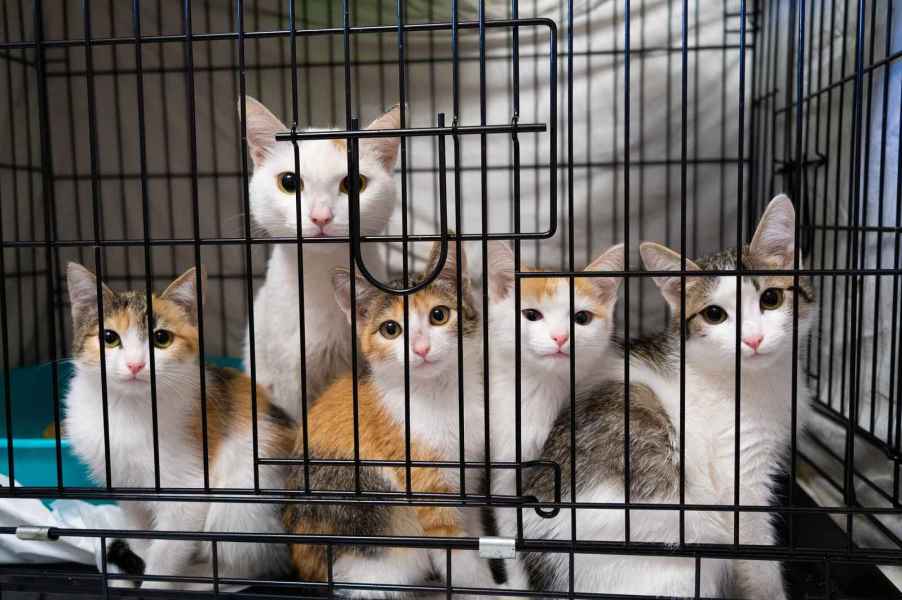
<box><xmin>346</xmin><ymin>115</ymin><xmax>451</xmax><ymax>296</ymax></box>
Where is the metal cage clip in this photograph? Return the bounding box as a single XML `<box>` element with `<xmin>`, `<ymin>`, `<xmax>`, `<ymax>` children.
<box><xmin>15</xmin><ymin>527</ymin><xmax>57</xmax><ymax>541</ymax></box>
<box><xmin>478</xmin><ymin>536</ymin><xmax>516</xmax><ymax>560</ymax></box>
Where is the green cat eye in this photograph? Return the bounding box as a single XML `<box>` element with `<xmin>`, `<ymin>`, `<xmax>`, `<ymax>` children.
<box><xmin>277</xmin><ymin>172</ymin><xmax>303</xmax><ymax>194</ymax></box>
<box><xmin>153</xmin><ymin>329</ymin><xmax>174</xmax><ymax>349</ymax></box>
<box><xmin>102</xmin><ymin>330</ymin><xmax>121</xmax><ymax>348</ymax></box>
<box><xmin>700</xmin><ymin>305</ymin><xmax>727</xmax><ymax>324</ymax></box>
<box><xmin>574</xmin><ymin>310</ymin><xmax>594</xmax><ymax>326</ymax></box>
<box><xmin>760</xmin><ymin>288</ymin><xmax>784</xmax><ymax>311</ymax></box>
<box><xmin>379</xmin><ymin>320</ymin><xmax>402</xmax><ymax>339</ymax></box>
<box><xmin>339</xmin><ymin>174</ymin><xmax>368</xmax><ymax>195</ymax></box>
<box><xmin>429</xmin><ymin>305</ymin><xmax>450</xmax><ymax>326</ymax></box>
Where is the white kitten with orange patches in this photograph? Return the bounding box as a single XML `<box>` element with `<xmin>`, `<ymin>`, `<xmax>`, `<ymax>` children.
<box><xmin>484</xmin><ymin>241</ymin><xmax>624</xmax><ymax>591</ymax></box>
<box><xmin>240</xmin><ymin>97</ymin><xmax>400</xmax><ymax>419</ymax></box>
<box><xmin>63</xmin><ymin>264</ymin><xmax>295</xmax><ymax>590</ymax></box>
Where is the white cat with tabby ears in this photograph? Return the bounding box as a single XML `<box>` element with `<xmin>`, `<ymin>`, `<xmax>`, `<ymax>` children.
<box><xmin>517</xmin><ymin>195</ymin><xmax>815</xmax><ymax>599</ymax></box>
<box><xmin>240</xmin><ymin>96</ymin><xmax>400</xmax><ymax>418</ymax></box>
<box><xmin>483</xmin><ymin>240</ymin><xmax>624</xmax><ymax>590</ymax></box>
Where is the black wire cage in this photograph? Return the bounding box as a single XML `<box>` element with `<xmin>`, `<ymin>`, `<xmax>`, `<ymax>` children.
<box><xmin>0</xmin><ymin>0</ymin><xmax>901</xmax><ymax>598</ymax></box>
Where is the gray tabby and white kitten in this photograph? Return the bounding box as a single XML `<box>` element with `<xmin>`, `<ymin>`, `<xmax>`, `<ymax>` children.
<box><xmin>240</xmin><ymin>97</ymin><xmax>400</xmax><ymax>418</ymax></box>
<box><xmin>518</xmin><ymin>195</ymin><xmax>815</xmax><ymax>599</ymax></box>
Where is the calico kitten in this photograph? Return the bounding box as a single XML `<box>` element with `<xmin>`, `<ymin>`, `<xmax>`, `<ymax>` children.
<box><xmin>485</xmin><ymin>241</ymin><xmax>625</xmax><ymax>470</ymax></box>
<box><xmin>517</xmin><ymin>195</ymin><xmax>815</xmax><ymax>599</ymax></box>
<box><xmin>64</xmin><ymin>264</ymin><xmax>294</xmax><ymax>590</ymax></box>
<box><xmin>483</xmin><ymin>241</ymin><xmax>624</xmax><ymax>589</ymax></box>
<box><xmin>282</xmin><ymin>241</ymin><xmax>498</xmax><ymax>597</ymax></box>
<box><xmin>240</xmin><ymin>96</ymin><xmax>401</xmax><ymax>419</ymax></box>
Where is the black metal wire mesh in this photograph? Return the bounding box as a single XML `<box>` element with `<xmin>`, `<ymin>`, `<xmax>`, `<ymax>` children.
<box><xmin>0</xmin><ymin>0</ymin><xmax>900</xmax><ymax>598</ymax></box>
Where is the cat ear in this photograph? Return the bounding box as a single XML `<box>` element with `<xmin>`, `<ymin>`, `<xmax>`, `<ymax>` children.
<box><xmin>67</xmin><ymin>262</ymin><xmax>113</xmax><ymax>321</ymax></box>
<box><xmin>161</xmin><ymin>266</ymin><xmax>206</xmax><ymax>326</ymax></box>
<box><xmin>333</xmin><ymin>268</ymin><xmax>380</xmax><ymax>323</ymax></box>
<box><xmin>486</xmin><ymin>240</ymin><xmax>515</xmax><ymax>301</ymax></box>
<box><xmin>639</xmin><ymin>242</ymin><xmax>702</xmax><ymax>309</ymax></box>
<box><xmin>584</xmin><ymin>243</ymin><xmax>624</xmax><ymax>306</ymax></box>
<box><xmin>361</xmin><ymin>104</ymin><xmax>402</xmax><ymax>171</ymax></box>
<box><xmin>749</xmin><ymin>194</ymin><xmax>796</xmax><ymax>269</ymax></box>
<box><xmin>426</xmin><ymin>235</ymin><xmax>468</xmax><ymax>288</ymax></box>
<box><xmin>239</xmin><ymin>95</ymin><xmax>286</xmax><ymax>169</ymax></box>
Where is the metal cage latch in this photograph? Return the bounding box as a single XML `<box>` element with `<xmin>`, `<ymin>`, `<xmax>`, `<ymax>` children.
<box><xmin>479</xmin><ymin>536</ymin><xmax>516</xmax><ymax>560</ymax></box>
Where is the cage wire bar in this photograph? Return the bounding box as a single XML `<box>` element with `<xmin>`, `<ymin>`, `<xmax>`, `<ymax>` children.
<box><xmin>0</xmin><ymin>0</ymin><xmax>900</xmax><ymax>598</ymax></box>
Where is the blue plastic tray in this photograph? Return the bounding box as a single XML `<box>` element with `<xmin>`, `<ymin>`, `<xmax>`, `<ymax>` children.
<box><xmin>0</xmin><ymin>357</ymin><xmax>243</xmax><ymax>490</ymax></box>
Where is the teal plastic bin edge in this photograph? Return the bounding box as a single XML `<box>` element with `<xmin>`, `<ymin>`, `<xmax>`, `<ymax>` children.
<box><xmin>0</xmin><ymin>356</ymin><xmax>243</xmax><ymax>490</ymax></box>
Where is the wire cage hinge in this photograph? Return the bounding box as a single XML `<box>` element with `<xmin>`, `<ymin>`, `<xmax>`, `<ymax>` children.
<box><xmin>479</xmin><ymin>536</ymin><xmax>516</xmax><ymax>560</ymax></box>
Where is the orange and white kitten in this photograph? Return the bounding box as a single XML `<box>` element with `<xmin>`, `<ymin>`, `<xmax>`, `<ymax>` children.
<box><xmin>484</xmin><ymin>241</ymin><xmax>624</xmax><ymax>590</ymax></box>
<box><xmin>64</xmin><ymin>264</ymin><xmax>294</xmax><ymax>589</ymax></box>
<box><xmin>282</xmin><ymin>241</ymin><xmax>499</xmax><ymax>597</ymax></box>
<box><xmin>240</xmin><ymin>97</ymin><xmax>400</xmax><ymax>420</ymax></box>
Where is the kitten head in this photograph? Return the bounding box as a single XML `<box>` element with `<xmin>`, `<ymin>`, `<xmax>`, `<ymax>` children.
<box><xmin>67</xmin><ymin>264</ymin><xmax>205</xmax><ymax>396</ymax></box>
<box><xmin>640</xmin><ymin>194</ymin><xmax>816</xmax><ymax>372</ymax></box>
<box><xmin>333</xmin><ymin>240</ymin><xmax>478</xmax><ymax>382</ymax></box>
<box><xmin>240</xmin><ymin>96</ymin><xmax>400</xmax><ymax>243</ymax></box>
<box><xmin>486</xmin><ymin>241</ymin><xmax>624</xmax><ymax>380</ymax></box>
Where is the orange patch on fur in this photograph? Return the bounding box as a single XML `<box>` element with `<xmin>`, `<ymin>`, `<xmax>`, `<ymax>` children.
<box><xmin>285</xmin><ymin>374</ymin><xmax>464</xmax><ymax>578</ymax></box>
<box><xmin>518</xmin><ymin>273</ymin><xmax>611</xmax><ymax>320</ymax></box>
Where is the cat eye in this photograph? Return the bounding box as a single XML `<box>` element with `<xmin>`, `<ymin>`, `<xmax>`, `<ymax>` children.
<box><xmin>276</xmin><ymin>172</ymin><xmax>303</xmax><ymax>194</ymax></box>
<box><xmin>379</xmin><ymin>320</ymin><xmax>402</xmax><ymax>339</ymax></box>
<box><xmin>760</xmin><ymin>288</ymin><xmax>784</xmax><ymax>311</ymax></box>
<box><xmin>153</xmin><ymin>329</ymin><xmax>174</xmax><ymax>349</ymax></box>
<box><xmin>700</xmin><ymin>305</ymin><xmax>727</xmax><ymax>324</ymax></box>
<box><xmin>574</xmin><ymin>310</ymin><xmax>594</xmax><ymax>326</ymax></box>
<box><xmin>102</xmin><ymin>330</ymin><xmax>121</xmax><ymax>348</ymax></box>
<box><xmin>339</xmin><ymin>174</ymin><xmax>368</xmax><ymax>195</ymax></box>
<box><xmin>522</xmin><ymin>309</ymin><xmax>543</xmax><ymax>321</ymax></box>
<box><xmin>429</xmin><ymin>305</ymin><xmax>451</xmax><ymax>326</ymax></box>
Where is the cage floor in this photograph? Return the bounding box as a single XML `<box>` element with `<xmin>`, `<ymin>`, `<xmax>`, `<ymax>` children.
<box><xmin>0</xmin><ymin>486</ymin><xmax>898</xmax><ymax>600</ymax></box>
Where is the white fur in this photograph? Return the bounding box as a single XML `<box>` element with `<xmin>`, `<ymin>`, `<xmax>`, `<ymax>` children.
<box><xmin>64</xmin><ymin>330</ymin><xmax>290</xmax><ymax>589</ymax></box>
<box><xmin>241</xmin><ymin>97</ymin><xmax>399</xmax><ymax>418</ymax></box>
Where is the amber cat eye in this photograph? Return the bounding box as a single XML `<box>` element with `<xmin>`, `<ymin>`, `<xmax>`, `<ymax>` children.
<box><xmin>102</xmin><ymin>330</ymin><xmax>121</xmax><ymax>347</ymax></box>
<box><xmin>379</xmin><ymin>320</ymin><xmax>402</xmax><ymax>339</ymax></box>
<box><xmin>276</xmin><ymin>172</ymin><xmax>303</xmax><ymax>194</ymax></box>
<box><xmin>700</xmin><ymin>305</ymin><xmax>727</xmax><ymax>324</ymax></box>
<box><xmin>339</xmin><ymin>174</ymin><xmax>368</xmax><ymax>194</ymax></box>
<box><xmin>429</xmin><ymin>306</ymin><xmax>450</xmax><ymax>325</ymax></box>
<box><xmin>759</xmin><ymin>288</ymin><xmax>784</xmax><ymax>311</ymax></box>
<box><xmin>153</xmin><ymin>329</ymin><xmax>174</xmax><ymax>349</ymax></box>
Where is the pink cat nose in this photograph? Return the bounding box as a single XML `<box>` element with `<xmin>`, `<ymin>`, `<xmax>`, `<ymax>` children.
<box><xmin>551</xmin><ymin>332</ymin><xmax>569</xmax><ymax>348</ymax></box>
<box><xmin>310</xmin><ymin>206</ymin><xmax>333</xmax><ymax>228</ymax></box>
<box><xmin>742</xmin><ymin>335</ymin><xmax>763</xmax><ymax>351</ymax></box>
<box><xmin>127</xmin><ymin>361</ymin><xmax>146</xmax><ymax>375</ymax></box>
<box><xmin>412</xmin><ymin>340</ymin><xmax>431</xmax><ymax>358</ymax></box>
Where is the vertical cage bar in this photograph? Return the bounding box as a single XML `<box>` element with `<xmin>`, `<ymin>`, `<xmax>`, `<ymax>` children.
<box><xmin>235</xmin><ymin>0</ymin><xmax>261</xmax><ymax>491</ymax></box>
<box><xmin>182</xmin><ymin>0</ymin><xmax>211</xmax><ymax>491</ymax></box>
<box><xmin>132</xmin><ymin>0</ymin><xmax>163</xmax><ymax>492</ymax></box>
